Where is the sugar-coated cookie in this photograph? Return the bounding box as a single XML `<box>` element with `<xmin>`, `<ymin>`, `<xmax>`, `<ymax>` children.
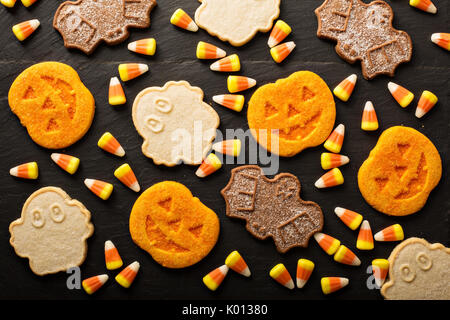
<box><xmin>129</xmin><ymin>181</ymin><xmax>220</xmax><ymax>268</ymax></box>
<box><xmin>358</xmin><ymin>126</ymin><xmax>442</xmax><ymax>216</ymax></box>
<box><xmin>8</xmin><ymin>62</ymin><xmax>95</xmax><ymax>149</ymax></box>
<box><xmin>247</xmin><ymin>71</ymin><xmax>336</xmax><ymax>157</ymax></box>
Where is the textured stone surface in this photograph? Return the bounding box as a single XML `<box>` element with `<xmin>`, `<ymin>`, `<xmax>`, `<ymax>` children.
<box><xmin>0</xmin><ymin>0</ymin><xmax>448</xmax><ymax>299</ymax></box>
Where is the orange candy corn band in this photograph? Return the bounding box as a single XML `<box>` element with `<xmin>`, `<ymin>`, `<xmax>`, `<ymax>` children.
<box><xmin>431</xmin><ymin>33</ymin><xmax>450</xmax><ymax>51</ymax></box>
<box><xmin>210</xmin><ymin>54</ymin><xmax>240</xmax><ymax>72</ymax></box>
<box><xmin>415</xmin><ymin>90</ymin><xmax>438</xmax><ymax>118</ymax></box>
<box><xmin>170</xmin><ymin>8</ymin><xmax>198</xmax><ymax>32</ymax></box>
<box><xmin>334</xmin><ymin>207</ymin><xmax>363</xmax><ymax>230</ymax></box>
<box><xmin>315</xmin><ymin>168</ymin><xmax>344</xmax><ymax>188</ymax></box>
<box><xmin>109</xmin><ymin>77</ymin><xmax>126</xmax><ymax>105</ymax></box>
<box><xmin>225</xmin><ymin>251</ymin><xmax>250</xmax><ymax>277</ymax></box>
<box><xmin>374</xmin><ymin>224</ymin><xmax>404</xmax><ymax>241</ymax></box>
<box><xmin>128</xmin><ymin>38</ymin><xmax>156</xmax><ymax>56</ymax></box>
<box><xmin>12</xmin><ymin>19</ymin><xmax>40</xmax><ymax>41</ymax></box>
<box><xmin>388</xmin><ymin>82</ymin><xmax>414</xmax><ymax>108</ymax></box>
<box><xmin>98</xmin><ymin>132</ymin><xmax>125</xmax><ymax>157</ymax></box>
<box><xmin>409</xmin><ymin>0</ymin><xmax>437</xmax><ymax>14</ymax></box>
<box><xmin>105</xmin><ymin>240</ymin><xmax>123</xmax><ymax>270</ymax></box>
<box><xmin>314</xmin><ymin>232</ymin><xmax>340</xmax><ymax>255</ymax></box>
<box><xmin>84</xmin><ymin>179</ymin><xmax>113</xmax><ymax>200</ymax></box>
<box><xmin>10</xmin><ymin>162</ymin><xmax>38</xmax><ymax>179</ymax></box>
<box><xmin>82</xmin><ymin>274</ymin><xmax>108</xmax><ymax>295</ymax></box>
<box><xmin>212</xmin><ymin>94</ymin><xmax>245</xmax><ymax>112</ymax></box>
<box><xmin>361</xmin><ymin>101</ymin><xmax>379</xmax><ymax>131</ymax></box>
<box><xmin>203</xmin><ymin>265</ymin><xmax>229</xmax><ymax>291</ymax></box>
<box><xmin>320</xmin><ymin>153</ymin><xmax>349</xmax><ymax>170</ymax></box>
<box><xmin>356</xmin><ymin>220</ymin><xmax>374</xmax><ymax>250</ymax></box>
<box><xmin>195</xmin><ymin>153</ymin><xmax>222</xmax><ymax>178</ymax></box>
<box><xmin>118</xmin><ymin>63</ymin><xmax>148</xmax><ymax>82</ymax></box>
<box><xmin>269</xmin><ymin>264</ymin><xmax>294</xmax><ymax>289</ymax></box>
<box><xmin>114</xmin><ymin>163</ymin><xmax>140</xmax><ymax>192</ymax></box>
<box><xmin>227</xmin><ymin>76</ymin><xmax>257</xmax><ymax>93</ymax></box>
<box><xmin>296</xmin><ymin>259</ymin><xmax>314</xmax><ymax>288</ymax></box>
<box><xmin>324</xmin><ymin>124</ymin><xmax>345</xmax><ymax>153</ymax></box>
<box><xmin>333</xmin><ymin>74</ymin><xmax>357</xmax><ymax>102</ymax></box>
<box><xmin>115</xmin><ymin>261</ymin><xmax>140</xmax><ymax>288</ymax></box>
<box><xmin>334</xmin><ymin>245</ymin><xmax>361</xmax><ymax>266</ymax></box>
<box><xmin>270</xmin><ymin>41</ymin><xmax>296</xmax><ymax>63</ymax></box>
<box><xmin>51</xmin><ymin>153</ymin><xmax>80</xmax><ymax>174</ymax></box>
<box><xmin>321</xmin><ymin>277</ymin><xmax>349</xmax><ymax>294</ymax></box>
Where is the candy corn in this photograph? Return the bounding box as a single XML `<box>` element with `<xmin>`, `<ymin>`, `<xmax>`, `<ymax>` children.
<box><xmin>269</xmin><ymin>263</ymin><xmax>294</xmax><ymax>289</ymax></box>
<box><xmin>372</xmin><ymin>259</ymin><xmax>389</xmax><ymax>288</ymax></box>
<box><xmin>431</xmin><ymin>33</ymin><xmax>450</xmax><ymax>51</ymax></box>
<box><xmin>361</xmin><ymin>101</ymin><xmax>379</xmax><ymax>131</ymax></box>
<box><xmin>334</xmin><ymin>207</ymin><xmax>363</xmax><ymax>230</ymax></box>
<box><xmin>210</xmin><ymin>54</ymin><xmax>240</xmax><ymax>72</ymax></box>
<box><xmin>296</xmin><ymin>259</ymin><xmax>314</xmax><ymax>288</ymax></box>
<box><xmin>356</xmin><ymin>220</ymin><xmax>374</xmax><ymax>250</ymax></box>
<box><xmin>270</xmin><ymin>41</ymin><xmax>296</xmax><ymax>63</ymax></box>
<box><xmin>10</xmin><ymin>162</ymin><xmax>38</xmax><ymax>179</ymax></box>
<box><xmin>170</xmin><ymin>8</ymin><xmax>198</xmax><ymax>32</ymax></box>
<box><xmin>387</xmin><ymin>82</ymin><xmax>414</xmax><ymax>108</ymax></box>
<box><xmin>409</xmin><ymin>0</ymin><xmax>437</xmax><ymax>14</ymax></box>
<box><xmin>82</xmin><ymin>274</ymin><xmax>108</xmax><ymax>295</ymax></box>
<box><xmin>374</xmin><ymin>224</ymin><xmax>404</xmax><ymax>242</ymax></box>
<box><xmin>105</xmin><ymin>240</ymin><xmax>123</xmax><ymax>270</ymax></box>
<box><xmin>415</xmin><ymin>90</ymin><xmax>438</xmax><ymax>118</ymax></box>
<box><xmin>334</xmin><ymin>245</ymin><xmax>361</xmax><ymax>266</ymax></box>
<box><xmin>114</xmin><ymin>163</ymin><xmax>140</xmax><ymax>192</ymax></box>
<box><xmin>118</xmin><ymin>63</ymin><xmax>148</xmax><ymax>82</ymax></box>
<box><xmin>50</xmin><ymin>153</ymin><xmax>80</xmax><ymax>175</ymax></box>
<box><xmin>324</xmin><ymin>124</ymin><xmax>345</xmax><ymax>153</ymax></box>
<box><xmin>268</xmin><ymin>20</ymin><xmax>292</xmax><ymax>48</ymax></box>
<box><xmin>84</xmin><ymin>179</ymin><xmax>113</xmax><ymax>200</ymax></box>
<box><xmin>115</xmin><ymin>261</ymin><xmax>140</xmax><ymax>288</ymax></box>
<box><xmin>12</xmin><ymin>19</ymin><xmax>40</xmax><ymax>41</ymax></box>
<box><xmin>108</xmin><ymin>77</ymin><xmax>126</xmax><ymax>106</ymax></box>
<box><xmin>1</xmin><ymin>0</ymin><xmax>16</xmax><ymax>7</ymax></box>
<box><xmin>196</xmin><ymin>41</ymin><xmax>226</xmax><ymax>59</ymax></box>
<box><xmin>212</xmin><ymin>139</ymin><xmax>242</xmax><ymax>157</ymax></box>
<box><xmin>195</xmin><ymin>153</ymin><xmax>222</xmax><ymax>178</ymax></box>
<box><xmin>314</xmin><ymin>168</ymin><xmax>344</xmax><ymax>188</ymax></box>
<box><xmin>320</xmin><ymin>153</ymin><xmax>349</xmax><ymax>170</ymax></box>
<box><xmin>314</xmin><ymin>233</ymin><xmax>341</xmax><ymax>255</ymax></box>
<box><xmin>321</xmin><ymin>277</ymin><xmax>349</xmax><ymax>295</ymax></box>
<box><xmin>21</xmin><ymin>0</ymin><xmax>38</xmax><ymax>7</ymax></box>
<box><xmin>98</xmin><ymin>132</ymin><xmax>125</xmax><ymax>157</ymax></box>
<box><xmin>333</xmin><ymin>74</ymin><xmax>357</xmax><ymax>102</ymax></box>
<box><xmin>227</xmin><ymin>76</ymin><xmax>257</xmax><ymax>93</ymax></box>
<box><xmin>212</xmin><ymin>94</ymin><xmax>245</xmax><ymax>112</ymax></box>
<box><xmin>225</xmin><ymin>251</ymin><xmax>251</xmax><ymax>277</ymax></box>
<box><xmin>203</xmin><ymin>265</ymin><xmax>229</xmax><ymax>291</ymax></box>
<box><xmin>128</xmin><ymin>38</ymin><xmax>156</xmax><ymax>56</ymax></box>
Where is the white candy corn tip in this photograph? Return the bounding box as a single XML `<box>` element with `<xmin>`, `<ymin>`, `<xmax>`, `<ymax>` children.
<box><xmin>241</xmin><ymin>267</ymin><xmax>251</xmax><ymax>277</ymax></box>
<box><xmin>297</xmin><ymin>278</ymin><xmax>307</xmax><ymax>289</ymax></box>
<box><xmin>284</xmin><ymin>41</ymin><xmax>296</xmax><ymax>51</ymax></box>
<box><xmin>218</xmin><ymin>265</ymin><xmax>230</xmax><ymax>276</ymax></box>
<box><xmin>364</xmin><ymin>101</ymin><xmax>374</xmax><ymax>111</ymax></box>
<box><xmin>50</xmin><ymin>153</ymin><xmax>61</xmax><ymax>163</ymax></box>
<box><xmin>267</xmin><ymin>37</ymin><xmax>277</xmax><ymax>48</ymax></box>
<box><xmin>212</xmin><ymin>95</ymin><xmax>225</xmax><ymax>105</ymax></box>
<box><xmin>84</xmin><ymin>179</ymin><xmax>95</xmax><ymax>188</ymax></box>
<box><xmin>387</xmin><ymin>81</ymin><xmax>399</xmax><ymax>93</ymax></box>
<box><xmin>347</xmin><ymin>74</ymin><xmax>357</xmax><ymax>84</ymax></box>
<box><xmin>334</xmin><ymin>207</ymin><xmax>345</xmax><ymax>217</ymax></box>
<box><xmin>9</xmin><ymin>166</ymin><xmax>18</xmax><ymax>177</ymax></box>
<box><xmin>374</xmin><ymin>231</ymin><xmax>384</xmax><ymax>241</ymax></box>
<box><xmin>210</xmin><ymin>60</ymin><xmax>221</xmax><ymax>71</ymax></box>
<box><xmin>335</xmin><ymin>124</ymin><xmax>345</xmax><ymax>135</ymax></box>
<box><xmin>105</xmin><ymin>240</ymin><xmax>116</xmax><ymax>251</ymax></box>
<box><xmin>138</xmin><ymin>64</ymin><xmax>149</xmax><ymax>74</ymax></box>
<box><xmin>29</xmin><ymin>19</ymin><xmax>40</xmax><ymax>29</ymax></box>
<box><xmin>285</xmin><ymin>279</ymin><xmax>295</xmax><ymax>290</ymax></box>
<box><xmin>97</xmin><ymin>274</ymin><xmax>109</xmax><ymax>284</ymax></box>
<box><xmin>314</xmin><ymin>178</ymin><xmax>326</xmax><ymax>189</ymax></box>
<box><xmin>215</xmin><ymin>47</ymin><xmax>227</xmax><ymax>58</ymax></box>
<box><xmin>128</xmin><ymin>261</ymin><xmax>140</xmax><ymax>272</ymax></box>
<box><xmin>340</xmin><ymin>277</ymin><xmax>349</xmax><ymax>287</ymax></box>
<box><xmin>129</xmin><ymin>181</ymin><xmax>141</xmax><ymax>193</ymax></box>
<box><xmin>247</xmin><ymin>78</ymin><xmax>257</xmax><ymax>88</ymax></box>
<box><xmin>341</xmin><ymin>155</ymin><xmax>350</xmax><ymax>165</ymax></box>
<box><xmin>195</xmin><ymin>168</ymin><xmax>207</xmax><ymax>178</ymax></box>
<box><xmin>127</xmin><ymin>42</ymin><xmax>137</xmax><ymax>52</ymax></box>
<box><xmin>352</xmin><ymin>256</ymin><xmax>362</xmax><ymax>266</ymax></box>
<box><xmin>426</xmin><ymin>3</ymin><xmax>437</xmax><ymax>14</ymax></box>
<box><xmin>313</xmin><ymin>232</ymin><xmax>325</xmax><ymax>243</ymax></box>
<box><xmin>430</xmin><ymin>33</ymin><xmax>440</xmax><ymax>44</ymax></box>
<box><xmin>415</xmin><ymin>107</ymin><xmax>426</xmax><ymax>118</ymax></box>
<box><xmin>110</xmin><ymin>76</ymin><xmax>121</xmax><ymax>86</ymax></box>
<box><xmin>187</xmin><ymin>21</ymin><xmax>199</xmax><ymax>32</ymax></box>
<box><xmin>114</xmin><ymin>146</ymin><xmax>126</xmax><ymax>157</ymax></box>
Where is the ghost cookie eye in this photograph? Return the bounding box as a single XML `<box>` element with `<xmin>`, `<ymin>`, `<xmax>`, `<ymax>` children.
<box><xmin>50</xmin><ymin>203</ymin><xmax>65</xmax><ymax>223</ymax></box>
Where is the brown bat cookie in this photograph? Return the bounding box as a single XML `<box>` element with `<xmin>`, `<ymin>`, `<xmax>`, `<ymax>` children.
<box><xmin>221</xmin><ymin>165</ymin><xmax>323</xmax><ymax>253</ymax></box>
<box><xmin>315</xmin><ymin>0</ymin><xmax>412</xmax><ymax>80</ymax></box>
<box><xmin>53</xmin><ymin>0</ymin><xmax>157</xmax><ymax>54</ymax></box>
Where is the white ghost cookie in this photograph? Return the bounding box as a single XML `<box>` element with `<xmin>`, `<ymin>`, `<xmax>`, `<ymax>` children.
<box><xmin>132</xmin><ymin>81</ymin><xmax>220</xmax><ymax>166</ymax></box>
<box><xmin>9</xmin><ymin>187</ymin><xmax>94</xmax><ymax>276</ymax></box>
<box><xmin>194</xmin><ymin>0</ymin><xmax>280</xmax><ymax>46</ymax></box>
<box><xmin>381</xmin><ymin>237</ymin><xmax>450</xmax><ymax>300</ymax></box>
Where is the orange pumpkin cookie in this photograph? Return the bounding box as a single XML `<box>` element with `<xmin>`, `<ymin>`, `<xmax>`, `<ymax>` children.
<box><xmin>247</xmin><ymin>71</ymin><xmax>336</xmax><ymax>157</ymax></box>
<box><xmin>358</xmin><ymin>126</ymin><xmax>442</xmax><ymax>216</ymax></box>
<box><xmin>8</xmin><ymin>62</ymin><xmax>95</xmax><ymax>149</ymax></box>
<box><xmin>129</xmin><ymin>181</ymin><xmax>220</xmax><ymax>268</ymax></box>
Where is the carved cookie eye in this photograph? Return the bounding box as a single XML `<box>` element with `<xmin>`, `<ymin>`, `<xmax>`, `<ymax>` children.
<box><xmin>400</xmin><ymin>264</ymin><xmax>416</xmax><ymax>282</ymax></box>
<box><xmin>155</xmin><ymin>98</ymin><xmax>173</xmax><ymax>113</ymax></box>
<box><xmin>146</xmin><ymin>115</ymin><xmax>164</xmax><ymax>133</ymax></box>
<box><xmin>50</xmin><ymin>203</ymin><xmax>65</xmax><ymax>223</ymax></box>
<box><xmin>31</xmin><ymin>209</ymin><xmax>45</xmax><ymax>228</ymax></box>
<box><xmin>416</xmin><ymin>252</ymin><xmax>433</xmax><ymax>271</ymax></box>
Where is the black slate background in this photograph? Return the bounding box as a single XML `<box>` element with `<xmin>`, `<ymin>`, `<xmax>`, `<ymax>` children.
<box><xmin>0</xmin><ymin>0</ymin><xmax>448</xmax><ymax>300</ymax></box>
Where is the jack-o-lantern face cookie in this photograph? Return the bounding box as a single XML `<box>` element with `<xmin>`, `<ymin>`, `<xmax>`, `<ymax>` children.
<box><xmin>132</xmin><ymin>81</ymin><xmax>220</xmax><ymax>166</ymax></box>
<box><xmin>247</xmin><ymin>71</ymin><xmax>336</xmax><ymax>157</ymax></box>
<box><xmin>129</xmin><ymin>181</ymin><xmax>220</xmax><ymax>268</ymax></box>
<box><xmin>8</xmin><ymin>62</ymin><xmax>95</xmax><ymax>149</ymax></box>
<box><xmin>194</xmin><ymin>0</ymin><xmax>280</xmax><ymax>46</ymax></box>
<box><xmin>358</xmin><ymin>126</ymin><xmax>442</xmax><ymax>216</ymax></box>
<box><xmin>381</xmin><ymin>238</ymin><xmax>450</xmax><ymax>300</ymax></box>
<box><xmin>54</xmin><ymin>0</ymin><xmax>157</xmax><ymax>54</ymax></box>
<box><xmin>9</xmin><ymin>187</ymin><xmax>94</xmax><ymax>276</ymax></box>
<box><xmin>221</xmin><ymin>165</ymin><xmax>324</xmax><ymax>253</ymax></box>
